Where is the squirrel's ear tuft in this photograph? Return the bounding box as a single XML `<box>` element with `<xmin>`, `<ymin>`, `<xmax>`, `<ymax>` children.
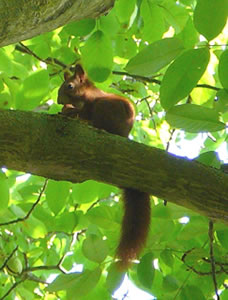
<box><xmin>74</xmin><ymin>64</ymin><xmax>86</xmax><ymax>82</ymax></box>
<box><xmin>64</xmin><ymin>72</ymin><xmax>71</xmax><ymax>81</ymax></box>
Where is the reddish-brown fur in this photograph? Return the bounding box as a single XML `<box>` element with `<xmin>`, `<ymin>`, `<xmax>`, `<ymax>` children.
<box><xmin>58</xmin><ymin>64</ymin><xmax>151</xmax><ymax>268</ymax></box>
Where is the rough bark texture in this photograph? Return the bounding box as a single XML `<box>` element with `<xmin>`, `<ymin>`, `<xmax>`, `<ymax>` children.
<box><xmin>0</xmin><ymin>110</ymin><xmax>228</xmax><ymax>224</ymax></box>
<box><xmin>0</xmin><ymin>0</ymin><xmax>114</xmax><ymax>47</ymax></box>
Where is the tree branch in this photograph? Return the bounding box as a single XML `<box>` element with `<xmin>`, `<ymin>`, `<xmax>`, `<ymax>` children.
<box><xmin>0</xmin><ymin>179</ymin><xmax>48</xmax><ymax>227</ymax></box>
<box><xmin>0</xmin><ymin>0</ymin><xmax>114</xmax><ymax>47</ymax></box>
<box><xmin>0</xmin><ymin>109</ymin><xmax>228</xmax><ymax>224</ymax></box>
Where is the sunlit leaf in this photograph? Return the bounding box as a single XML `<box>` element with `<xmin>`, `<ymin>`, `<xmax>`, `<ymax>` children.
<box><xmin>162</xmin><ymin>275</ymin><xmax>179</xmax><ymax>292</ymax></box>
<box><xmin>193</xmin><ymin>0</ymin><xmax>228</xmax><ymax>41</ymax></box>
<box><xmin>180</xmin><ymin>285</ymin><xmax>206</xmax><ymax>300</ymax></box>
<box><xmin>47</xmin><ymin>268</ymin><xmax>101</xmax><ymax>296</ymax></box>
<box><xmin>82</xmin><ymin>234</ymin><xmax>108</xmax><ymax>263</ymax></box>
<box><xmin>160</xmin><ymin>47</ymin><xmax>210</xmax><ymax>110</ymax></box>
<box><xmin>106</xmin><ymin>263</ymin><xmax>125</xmax><ymax>293</ymax></box>
<box><xmin>115</xmin><ymin>0</ymin><xmax>136</xmax><ymax>24</ymax></box>
<box><xmin>137</xmin><ymin>252</ymin><xmax>155</xmax><ymax>289</ymax></box>
<box><xmin>81</xmin><ymin>30</ymin><xmax>113</xmax><ymax>82</ymax></box>
<box><xmin>0</xmin><ymin>49</ymin><xmax>13</xmax><ymax>76</ymax></box>
<box><xmin>218</xmin><ymin>50</ymin><xmax>228</xmax><ymax>89</ymax></box>
<box><xmin>46</xmin><ymin>180</ymin><xmax>70</xmax><ymax>215</ymax></box>
<box><xmin>160</xmin><ymin>249</ymin><xmax>174</xmax><ymax>268</ymax></box>
<box><xmin>141</xmin><ymin>1</ymin><xmax>165</xmax><ymax>42</ymax></box>
<box><xmin>65</xmin><ymin>19</ymin><xmax>96</xmax><ymax>36</ymax></box>
<box><xmin>0</xmin><ymin>171</ymin><xmax>9</xmax><ymax>211</ymax></box>
<box><xmin>196</xmin><ymin>151</ymin><xmax>220</xmax><ymax>168</ymax></box>
<box><xmin>125</xmin><ymin>38</ymin><xmax>184</xmax><ymax>76</ymax></box>
<box><xmin>166</xmin><ymin>104</ymin><xmax>225</xmax><ymax>132</ymax></box>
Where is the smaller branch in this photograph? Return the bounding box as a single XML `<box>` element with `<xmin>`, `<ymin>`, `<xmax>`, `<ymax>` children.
<box><xmin>112</xmin><ymin>70</ymin><xmax>162</xmax><ymax>84</ymax></box>
<box><xmin>181</xmin><ymin>247</ymin><xmax>223</xmax><ymax>276</ymax></box>
<box><xmin>166</xmin><ymin>129</ymin><xmax>176</xmax><ymax>152</ymax></box>
<box><xmin>14</xmin><ymin>45</ymin><xmax>221</xmax><ymax>93</ymax></box>
<box><xmin>196</xmin><ymin>84</ymin><xmax>220</xmax><ymax>91</ymax></box>
<box><xmin>26</xmin><ymin>273</ymin><xmax>47</xmax><ymax>284</ymax></box>
<box><xmin>0</xmin><ymin>179</ymin><xmax>48</xmax><ymax>227</ymax></box>
<box><xmin>0</xmin><ymin>246</ymin><xmax>18</xmax><ymax>271</ymax></box>
<box><xmin>113</xmin><ymin>71</ymin><xmax>221</xmax><ymax>92</ymax></box>
<box><xmin>0</xmin><ymin>279</ymin><xmax>24</xmax><ymax>300</ymax></box>
<box><xmin>25</xmin><ymin>265</ymin><xmax>59</xmax><ymax>272</ymax></box>
<box><xmin>209</xmin><ymin>220</ymin><xmax>220</xmax><ymax>300</ymax></box>
<box><xmin>16</xmin><ymin>43</ymin><xmax>67</xmax><ymax>69</ymax></box>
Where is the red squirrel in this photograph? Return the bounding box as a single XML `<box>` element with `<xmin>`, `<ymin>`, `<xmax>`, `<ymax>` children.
<box><xmin>57</xmin><ymin>64</ymin><xmax>151</xmax><ymax>269</ymax></box>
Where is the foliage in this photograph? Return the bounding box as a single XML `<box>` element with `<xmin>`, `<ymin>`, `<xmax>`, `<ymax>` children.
<box><xmin>0</xmin><ymin>0</ymin><xmax>228</xmax><ymax>299</ymax></box>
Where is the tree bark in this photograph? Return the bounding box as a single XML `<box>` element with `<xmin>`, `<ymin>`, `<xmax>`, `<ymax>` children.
<box><xmin>0</xmin><ymin>109</ymin><xmax>228</xmax><ymax>224</ymax></box>
<box><xmin>0</xmin><ymin>0</ymin><xmax>114</xmax><ymax>47</ymax></box>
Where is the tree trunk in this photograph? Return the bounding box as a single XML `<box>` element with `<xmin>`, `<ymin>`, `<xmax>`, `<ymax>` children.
<box><xmin>0</xmin><ymin>0</ymin><xmax>114</xmax><ymax>47</ymax></box>
<box><xmin>0</xmin><ymin>109</ymin><xmax>228</xmax><ymax>224</ymax></box>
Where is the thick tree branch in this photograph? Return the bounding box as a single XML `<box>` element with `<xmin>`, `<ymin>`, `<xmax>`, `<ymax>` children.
<box><xmin>0</xmin><ymin>109</ymin><xmax>228</xmax><ymax>224</ymax></box>
<box><xmin>0</xmin><ymin>0</ymin><xmax>114</xmax><ymax>47</ymax></box>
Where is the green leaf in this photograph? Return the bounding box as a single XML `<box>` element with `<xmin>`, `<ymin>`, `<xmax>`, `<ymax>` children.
<box><xmin>166</xmin><ymin>104</ymin><xmax>226</xmax><ymax>133</ymax></box>
<box><xmin>56</xmin><ymin>211</ymin><xmax>78</xmax><ymax>233</ymax></box>
<box><xmin>32</xmin><ymin>42</ymin><xmax>51</xmax><ymax>60</ymax></box>
<box><xmin>218</xmin><ymin>50</ymin><xmax>228</xmax><ymax>89</ymax></box>
<box><xmin>22</xmin><ymin>215</ymin><xmax>47</xmax><ymax>239</ymax></box>
<box><xmin>177</xmin><ymin>18</ymin><xmax>199</xmax><ymax>49</ymax></box>
<box><xmin>46</xmin><ymin>180</ymin><xmax>70</xmax><ymax>215</ymax></box>
<box><xmin>141</xmin><ymin>1</ymin><xmax>165</xmax><ymax>43</ymax></box>
<box><xmin>137</xmin><ymin>252</ymin><xmax>155</xmax><ymax>289</ymax></box>
<box><xmin>23</xmin><ymin>69</ymin><xmax>49</xmax><ymax>99</ymax></box>
<box><xmin>221</xmin><ymin>289</ymin><xmax>228</xmax><ymax>300</ymax></box>
<box><xmin>0</xmin><ymin>49</ymin><xmax>13</xmax><ymax>76</ymax></box>
<box><xmin>12</xmin><ymin>61</ymin><xmax>29</xmax><ymax>79</ymax></box>
<box><xmin>47</xmin><ymin>268</ymin><xmax>101</xmax><ymax>296</ymax></box>
<box><xmin>7</xmin><ymin>256</ymin><xmax>23</xmax><ymax>275</ymax></box>
<box><xmin>162</xmin><ymin>275</ymin><xmax>179</xmax><ymax>292</ymax></box>
<box><xmin>115</xmin><ymin>0</ymin><xmax>136</xmax><ymax>24</ymax></box>
<box><xmin>160</xmin><ymin>47</ymin><xmax>210</xmax><ymax>110</ymax></box>
<box><xmin>82</xmin><ymin>234</ymin><xmax>108</xmax><ymax>263</ymax></box>
<box><xmin>161</xmin><ymin>0</ymin><xmax>189</xmax><ymax>33</ymax></box>
<box><xmin>106</xmin><ymin>263</ymin><xmax>125</xmax><ymax>293</ymax></box>
<box><xmin>65</xmin><ymin>19</ymin><xmax>96</xmax><ymax>37</ymax></box>
<box><xmin>180</xmin><ymin>285</ymin><xmax>206</xmax><ymax>300</ymax></box>
<box><xmin>0</xmin><ymin>171</ymin><xmax>9</xmax><ymax>211</ymax></box>
<box><xmin>217</xmin><ymin>229</ymin><xmax>228</xmax><ymax>249</ymax></box>
<box><xmin>125</xmin><ymin>37</ymin><xmax>184</xmax><ymax>76</ymax></box>
<box><xmin>115</xmin><ymin>36</ymin><xmax>137</xmax><ymax>59</ymax></box>
<box><xmin>160</xmin><ymin>249</ymin><xmax>174</xmax><ymax>268</ymax></box>
<box><xmin>193</xmin><ymin>0</ymin><xmax>228</xmax><ymax>41</ymax></box>
<box><xmin>214</xmin><ymin>89</ymin><xmax>228</xmax><ymax>113</ymax></box>
<box><xmin>100</xmin><ymin>11</ymin><xmax>120</xmax><ymax>37</ymax></box>
<box><xmin>0</xmin><ymin>79</ymin><xmax>4</xmax><ymax>92</ymax></box>
<box><xmin>81</xmin><ymin>30</ymin><xmax>113</xmax><ymax>82</ymax></box>
<box><xmin>196</xmin><ymin>151</ymin><xmax>220</xmax><ymax>168</ymax></box>
<box><xmin>72</xmin><ymin>180</ymin><xmax>99</xmax><ymax>204</ymax></box>
<box><xmin>87</xmin><ymin>206</ymin><xmax>118</xmax><ymax>230</ymax></box>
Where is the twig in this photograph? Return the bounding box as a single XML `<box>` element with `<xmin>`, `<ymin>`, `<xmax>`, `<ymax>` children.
<box><xmin>0</xmin><ymin>279</ymin><xmax>24</xmax><ymax>300</ymax></box>
<box><xmin>14</xmin><ymin>45</ymin><xmax>222</xmax><ymax>93</ymax></box>
<box><xmin>181</xmin><ymin>247</ymin><xmax>223</xmax><ymax>276</ymax></box>
<box><xmin>0</xmin><ymin>179</ymin><xmax>48</xmax><ymax>227</ymax></box>
<box><xmin>16</xmin><ymin>43</ymin><xmax>67</xmax><ymax>69</ymax></box>
<box><xmin>209</xmin><ymin>220</ymin><xmax>220</xmax><ymax>300</ymax></box>
<box><xmin>166</xmin><ymin>129</ymin><xmax>176</xmax><ymax>152</ymax></box>
<box><xmin>0</xmin><ymin>246</ymin><xmax>18</xmax><ymax>271</ymax></box>
<box><xmin>113</xmin><ymin>70</ymin><xmax>162</xmax><ymax>84</ymax></box>
<box><xmin>196</xmin><ymin>84</ymin><xmax>220</xmax><ymax>91</ymax></box>
<box><xmin>113</xmin><ymin>71</ymin><xmax>221</xmax><ymax>92</ymax></box>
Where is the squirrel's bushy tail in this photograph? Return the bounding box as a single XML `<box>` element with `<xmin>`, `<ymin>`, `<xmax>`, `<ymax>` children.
<box><xmin>117</xmin><ymin>188</ymin><xmax>151</xmax><ymax>269</ymax></box>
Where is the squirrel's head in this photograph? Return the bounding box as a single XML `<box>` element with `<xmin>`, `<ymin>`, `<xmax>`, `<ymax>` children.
<box><xmin>57</xmin><ymin>64</ymin><xmax>90</xmax><ymax>108</ymax></box>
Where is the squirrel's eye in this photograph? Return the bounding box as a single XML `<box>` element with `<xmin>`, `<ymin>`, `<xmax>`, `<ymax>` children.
<box><xmin>67</xmin><ymin>83</ymin><xmax>74</xmax><ymax>90</ymax></box>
